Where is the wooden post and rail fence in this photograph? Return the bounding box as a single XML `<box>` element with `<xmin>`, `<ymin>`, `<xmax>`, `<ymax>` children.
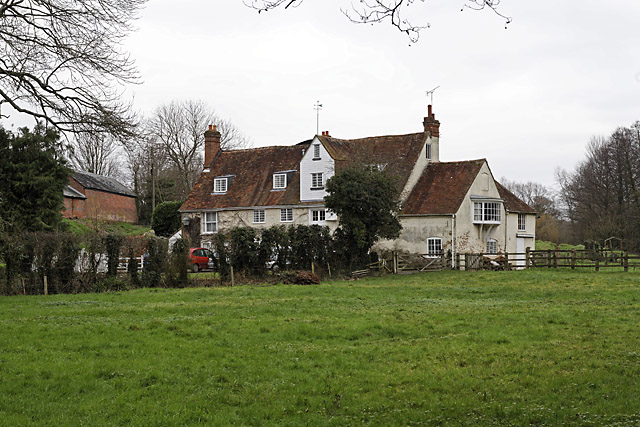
<box><xmin>357</xmin><ymin>248</ymin><xmax>640</xmax><ymax>277</ymax></box>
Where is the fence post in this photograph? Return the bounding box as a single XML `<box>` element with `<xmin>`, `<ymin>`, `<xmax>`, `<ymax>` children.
<box><xmin>456</xmin><ymin>253</ymin><xmax>460</xmax><ymax>270</ymax></box>
<box><xmin>21</xmin><ymin>277</ymin><xmax>26</xmax><ymax>295</ymax></box>
<box><xmin>595</xmin><ymin>253</ymin><xmax>600</xmax><ymax>272</ymax></box>
<box><xmin>230</xmin><ymin>266</ymin><xmax>235</xmax><ymax>286</ymax></box>
<box><xmin>392</xmin><ymin>251</ymin><xmax>398</xmax><ymax>274</ymax></box>
<box><xmin>547</xmin><ymin>250</ymin><xmax>551</xmax><ymax>268</ymax></box>
<box><xmin>553</xmin><ymin>250</ymin><xmax>558</xmax><ymax>269</ymax></box>
<box><xmin>328</xmin><ymin>263</ymin><xmax>332</xmax><ymax>278</ymax></box>
<box><xmin>525</xmin><ymin>247</ymin><xmax>530</xmax><ymax>269</ymax></box>
<box><xmin>571</xmin><ymin>250</ymin><xmax>576</xmax><ymax>270</ymax></box>
<box><xmin>504</xmin><ymin>252</ymin><xmax>509</xmax><ymax>271</ymax></box>
<box><xmin>624</xmin><ymin>252</ymin><xmax>629</xmax><ymax>272</ymax></box>
<box><xmin>44</xmin><ymin>275</ymin><xmax>48</xmax><ymax>295</ymax></box>
<box><xmin>311</xmin><ymin>262</ymin><xmax>315</xmax><ymax>274</ymax></box>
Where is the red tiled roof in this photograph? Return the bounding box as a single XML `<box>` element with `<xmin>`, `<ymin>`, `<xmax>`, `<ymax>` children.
<box><xmin>401</xmin><ymin>160</ymin><xmax>485</xmax><ymax>215</ymax></box>
<box><xmin>180</xmin><ymin>144</ymin><xmax>308</xmax><ymax>211</ymax></box>
<box><xmin>318</xmin><ymin>133</ymin><xmax>427</xmax><ymax>192</ymax></box>
<box><xmin>495</xmin><ymin>182</ymin><xmax>536</xmax><ymax>214</ymax></box>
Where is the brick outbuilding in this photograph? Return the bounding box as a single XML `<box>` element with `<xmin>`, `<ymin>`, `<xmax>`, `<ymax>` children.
<box><xmin>63</xmin><ymin>171</ymin><xmax>137</xmax><ymax>223</ymax></box>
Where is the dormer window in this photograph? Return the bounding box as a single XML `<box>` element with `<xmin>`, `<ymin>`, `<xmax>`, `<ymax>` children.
<box><xmin>273</xmin><ymin>173</ymin><xmax>287</xmax><ymax>190</ymax></box>
<box><xmin>313</xmin><ymin>144</ymin><xmax>321</xmax><ymax>160</ymax></box>
<box><xmin>213</xmin><ymin>177</ymin><xmax>228</xmax><ymax>194</ymax></box>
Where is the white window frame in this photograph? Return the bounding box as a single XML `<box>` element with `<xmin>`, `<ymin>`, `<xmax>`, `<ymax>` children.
<box><xmin>203</xmin><ymin>212</ymin><xmax>217</xmax><ymax>234</ymax></box>
<box><xmin>426</xmin><ymin>143</ymin><xmax>432</xmax><ymax>160</ymax></box>
<box><xmin>253</xmin><ymin>209</ymin><xmax>265</xmax><ymax>224</ymax></box>
<box><xmin>213</xmin><ymin>177</ymin><xmax>228</xmax><ymax>194</ymax></box>
<box><xmin>517</xmin><ymin>213</ymin><xmax>526</xmax><ymax>231</ymax></box>
<box><xmin>486</xmin><ymin>239</ymin><xmax>498</xmax><ymax>254</ymax></box>
<box><xmin>472</xmin><ymin>201</ymin><xmax>501</xmax><ymax>224</ymax></box>
<box><xmin>427</xmin><ymin>237</ymin><xmax>442</xmax><ymax>257</ymax></box>
<box><xmin>313</xmin><ymin>144</ymin><xmax>321</xmax><ymax>159</ymax></box>
<box><xmin>273</xmin><ymin>173</ymin><xmax>287</xmax><ymax>190</ymax></box>
<box><xmin>310</xmin><ymin>209</ymin><xmax>326</xmax><ymax>224</ymax></box>
<box><xmin>280</xmin><ymin>208</ymin><xmax>293</xmax><ymax>223</ymax></box>
<box><xmin>311</xmin><ymin>172</ymin><xmax>323</xmax><ymax>189</ymax></box>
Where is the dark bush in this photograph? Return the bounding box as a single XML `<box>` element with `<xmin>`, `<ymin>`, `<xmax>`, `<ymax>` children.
<box><xmin>151</xmin><ymin>201</ymin><xmax>183</xmax><ymax>237</ymax></box>
<box><xmin>229</xmin><ymin>227</ymin><xmax>260</xmax><ymax>273</ymax></box>
<box><xmin>142</xmin><ymin>236</ymin><xmax>167</xmax><ymax>287</ymax></box>
<box><xmin>212</xmin><ymin>233</ymin><xmax>230</xmax><ymax>283</ymax></box>
<box><xmin>261</xmin><ymin>225</ymin><xmax>290</xmax><ymax>270</ymax></box>
<box><xmin>167</xmin><ymin>238</ymin><xmax>189</xmax><ymax>288</ymax></box>
<box><xmin>104</xmin><ymin>233</ymin><xmax>122</xmax><ymax>277</ymax></box>
<box><xmin>55</xmin><ymin>233</ymin><xmax>80</xmax><ymax>293</ymax></box>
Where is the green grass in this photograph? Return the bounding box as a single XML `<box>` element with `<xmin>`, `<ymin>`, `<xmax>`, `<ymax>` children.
<box><xmin>1</xmin><ymin>270</ymin><xmax>640</xmax><ymax>425</ymax></box>
<box><xmin>62</xmin><ymin>218</ymin><xmax>151</xmax><ymax>236</ymax></box>
<box><xmin>535</xmin><ymin>240</ymin><xmax>585</xmax><ymax>251</ymax></box>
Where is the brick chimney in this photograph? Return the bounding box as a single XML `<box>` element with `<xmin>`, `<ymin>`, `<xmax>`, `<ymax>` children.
<box><xmin>423</xmin><ymin>105</ymin><xmax>440</xmax><ymax>137</ymax></box>
<box><xmin>204</xmin><ymin>124</ymin><xmax>221</xmax><ymax>169</ymax></box>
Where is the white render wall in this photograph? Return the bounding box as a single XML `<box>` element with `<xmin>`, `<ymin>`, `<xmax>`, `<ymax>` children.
<box><xmin>299</xmin><ymin>136</ymin><xmax>335</xmax><ymax>202</ymax></box>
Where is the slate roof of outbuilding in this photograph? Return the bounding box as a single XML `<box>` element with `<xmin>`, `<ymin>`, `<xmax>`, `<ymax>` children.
<box><xmin>401</xmin><ymin>159</ymin><xmax>486</xmax><ymax>215</ymax></box>
<box><xmin>495</xmin><ymin>182</ymin><xmax>536</xmax><ymax>214</ymax></box>
<box><xmin>180</xmin><ymin>144</ymin><xmax>310</xmax><ymax>211</ymax></box>
<box><xmin>72</xmin><ymin>171</ymin><xmax>136</xmax><ymax>198</ymax></box>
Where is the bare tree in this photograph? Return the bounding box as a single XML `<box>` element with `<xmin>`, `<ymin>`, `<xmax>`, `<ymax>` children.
<box><xmin>0</xmin><ymin>0</ymin><xmax>146</xmax><ymax>137</ymax></box>
<box><xmin>69</xmin><ymin>132</ymin><xmax>122</xmax><ymax>177</ymax></box>
<box><xmin>147</xmin><ymin>100</ymin><xmax>250</xmax><ymax>200</ymax></box>
<box><xmin>245</xmin><ymin>0</ymin><xmax>511</xmax><ymax>42</ymax></box>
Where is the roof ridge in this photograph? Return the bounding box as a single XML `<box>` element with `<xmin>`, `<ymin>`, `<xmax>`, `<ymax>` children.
<box><xmin>222</xmin><ymin>144</ymin><xmax>310</xmax><ymax>154</ymax></box>
<box><xmin>319</xmin><ymin>131</ymin><xmax>425</xmax><ymax>143</ymax></box>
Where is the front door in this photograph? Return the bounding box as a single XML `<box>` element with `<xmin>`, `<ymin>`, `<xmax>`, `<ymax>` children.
<box><xmin>516</xmin><ymin>237</ymin><xmax>525</xmax><ymax>267</ymax></box>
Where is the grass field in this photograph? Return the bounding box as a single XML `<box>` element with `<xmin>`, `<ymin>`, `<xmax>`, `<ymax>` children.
<box><xmin>1</xmin><ymin>270</ymin><xmax>639</xmax><ymax>425</ymax></box>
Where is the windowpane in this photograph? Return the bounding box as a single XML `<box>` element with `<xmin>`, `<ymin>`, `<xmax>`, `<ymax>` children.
<box><xmin>311</xmin><ymin>172</ymin><xmax>323</xmax><ymax>188</ymax></box>
<box><xmin>280</xmin><ymin>208</ymin><xmax>293</xmax><ymax>222</ymax></box>
<box><xmin>273</xmin><ymin>174</ymin><xmax>286</xmax><ymax>189</ymax></box>
<box><xmin>204</xmin><ymin>212</ymin><xmax>217</xmax><ymax>233</ymax></box>
<box><xmin>518</xmin><ymin>213</ymin><xmax>526</xmax><ymax>231</ymax></box>
<box><xmin>214</xmin><ymin>178</ymin><xmax>227</xmax><ymax>193</ymax></box>
<box><xmin>486</xmin><ymin>239</ymin><xmax>497</xmax><ymax>254</ymax></box>
<box><xmin>427</xmin><ymin>238</ymin><xmax>442</xmax><ymax>256</ymax></box>
<box><xmin>253</xmin><ymin>209</ymin><xmax>265</xmax><ymax>223</ymax></box>
<box><xmin>473</xmin><ymin>203</ymin><xmax>483</xmax><ymax>221</ymax></box>
<box><xmin>311</xmin><ymin>209</ymin><xmax>325</xmax><ymax>222</ymax></box>
<box><xmin>426</xmin><ymin>143</ymin><xmax>432</xmax><ymax>160</ymax></box>
<box><xmin>313</xmin><ymin>144</ymin><xmax>320</xmax><ymax>159</ymax></box>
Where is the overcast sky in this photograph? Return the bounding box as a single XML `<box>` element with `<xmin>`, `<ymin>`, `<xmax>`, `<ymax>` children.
<box><xmin>6</xmin><ymin>0</ymin><xmax>640</xmax><ymax>187</ymax></box>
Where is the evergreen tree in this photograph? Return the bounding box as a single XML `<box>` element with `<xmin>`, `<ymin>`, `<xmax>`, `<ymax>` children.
<box><xmin>0</xmin><ymin>124</ymin><xmax>70</xmax><ymax>232</ymax></box>
<box><xmin>325</xmin><ymin>166</ymin><xmax>402</xmax><ymax>269</ymax></box>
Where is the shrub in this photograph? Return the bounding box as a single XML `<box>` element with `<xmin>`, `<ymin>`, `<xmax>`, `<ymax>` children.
<box><xmin>229</xmin><ymin>227</ymin><xmax>259</xmax><ymax>273</ymax></box>
<box><xmin>261</xmin><ymin>225</ymin><xmax>290</xmax><ymax>270</ymax></box>
<box><xmin>212</xmin><ymin>232</ymin><xmax>230</xmax><ymax>283</ymax></box>
<box><xmin>142</xmin><ymin>236</ymin><xmax>167</xmax><ymax>287</ymax></box>
<box><xmin>127</xmin><ymin>245</ymin><xmax>140</xmax><ymax>288</ymax></box>
<box><xmin>104</xmin><ymin>233</ymin><xmax>122</xmax><ymax>277</ymax></box>
<box><xmin>151</xmin><ymin>201</ymin><xmax>183</xmax><ymax>237</ymax></box>
<box><xmin>167</xmin><ymin>238</ymin><xmax>189</xmax><ymax>288</ymax></box>
<box><xmin>55</xmin><ymin>233</ymin><xmax>80</xmax><ymax>293</ymax></box>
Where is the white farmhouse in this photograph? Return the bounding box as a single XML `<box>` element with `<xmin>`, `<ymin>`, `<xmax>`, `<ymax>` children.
<box><xmin>179</xmin><ymin>106</ymin><xmax>536</xmax><ymax>258</ymax></box>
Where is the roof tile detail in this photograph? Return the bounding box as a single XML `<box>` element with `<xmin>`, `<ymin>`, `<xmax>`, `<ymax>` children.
<box><xmin>401</xmin><ymin>160</ymin><xmax>485</xmax><ymax>215</ymax></box>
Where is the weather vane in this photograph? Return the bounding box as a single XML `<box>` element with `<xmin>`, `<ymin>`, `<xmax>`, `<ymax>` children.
<box><xmin>426</xmin><ymin>86</ymin><xmax>440</xmax><ymax>106</ymax></box>
<box><xmin>314</xmin><ymin>100</ymin><xmax>323</xmax><ymax>135</ymax></box>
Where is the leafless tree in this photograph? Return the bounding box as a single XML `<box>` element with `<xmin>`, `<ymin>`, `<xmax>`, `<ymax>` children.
<box><xmin>245</xmin><ymin>0</ymin><xmax>511</xmax><ymax>42</ymax></box>
<box><xmin>69</xmin><ymin>132</ymin><xmax>122</xmax><ymax>178</ymax></box>
<box><xmin>557</xmin><ymin>123</ymin><xmax>640</xmax><ymax>249</ymax></box>
<box><xmin>0</xmin><ymin>0</ymin><xmax>146</xmax><ymax>137</ymax></box>
<box><xmin>146</xmin><ymin>100</ymin><xmax>250</xmax><ymax>200</ymax></box>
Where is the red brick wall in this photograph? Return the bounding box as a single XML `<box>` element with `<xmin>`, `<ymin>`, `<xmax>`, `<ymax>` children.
<box><xmin>83</xmin><ymin>188</ymin><xmax>137</xmax><ymax>223</ymax></box>
<box><xmin>63</xmin><ymin>197</ymin><xmax>85</xmax><ymax>219</ymax></box>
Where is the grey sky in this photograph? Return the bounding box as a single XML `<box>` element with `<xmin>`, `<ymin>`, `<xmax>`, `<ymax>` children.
<box><xmin>6</xmin><ymin>0</ymin><xmax>640</xmax><ymax>187</ymax></box>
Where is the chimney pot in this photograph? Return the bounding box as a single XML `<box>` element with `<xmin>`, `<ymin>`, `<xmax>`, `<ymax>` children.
<box><xmin>428</xmin><ymin>104</ymin><xmax>433</xmax><ymax>118</ymax></box>
<box><xmin>208</xmin><ymin>124</ymin><xmax>213</xmax><ymax>130</ymax></box>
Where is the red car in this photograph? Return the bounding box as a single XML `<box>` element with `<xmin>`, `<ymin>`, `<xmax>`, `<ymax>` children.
<box><xmin>189</xmin><ymin>247</ymin><xmax>215</xmax><ymax>272</ymax></box>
